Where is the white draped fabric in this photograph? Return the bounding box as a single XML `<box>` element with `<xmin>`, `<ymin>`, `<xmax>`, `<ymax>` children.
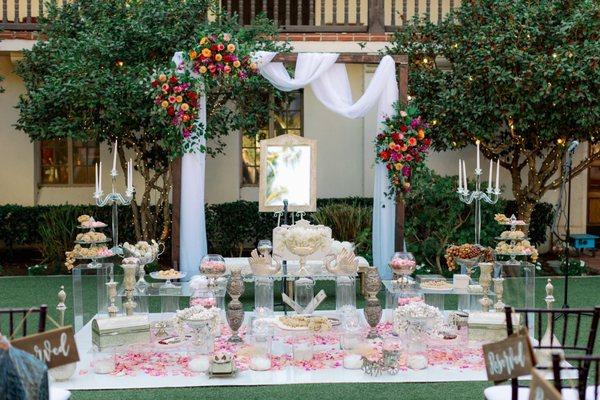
<box><xmin>173</xmin><ymin>52</ymin><xmax>208</xmax><ymax>278</ymax></box>
<box><xmin>174</xmin><ymin>51</ymin><xmax>397</xmax><ymax>279</ymax></box>
<box><xmin>254</xmin><ymin>52</ymin><xmax>397</xmax><ymax>278</ymax></box>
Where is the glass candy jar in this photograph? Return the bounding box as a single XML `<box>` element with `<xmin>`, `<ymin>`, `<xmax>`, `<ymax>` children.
<box><xmin>292</xmin><ymin>334</ymin><xmax>314</xmax><ymax>362</ymax></box>
<box><xmin>389</xmin><ymin>252</ymin><xmax>416</xmax><ymax>283</ymax></box>
<box><xmin>200</xmin><ymin>254</ymin><xmax>226</xmax><ymax>278</ymax></box>
<box><xmin>249</xmin><ymin>333</ymin><xmax>272</xmax><ymax>371</ymax></box>
<box><xmin>294</xmin><ymin>277</ymin><xmax>314</xmax><ymax>313</ymax></box>
<box><xmin>92</xmin><ymin>344</ymin><xmax>117</xmax><ymax>374</ymax></box>
<box><xmin>335</xmin><ymin>276</ymin><xmax>356</xmax><ymax>315</ymax></box>
<box><xmin>404</xmin><ymin>316</ymin><xmax>432</xmax><ymax>370</ymax></box>
<box><xmin>254</xmin><ymin>276</ymin><xmax>274</xmax><ymax>316</ymax></box>
<box><xmin>257</xmin><ymin>239</ymin><xmax>273</xmax><ymax>256</ymax></box>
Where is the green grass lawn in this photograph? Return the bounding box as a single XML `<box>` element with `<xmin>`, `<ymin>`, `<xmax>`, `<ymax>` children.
<box><xmin>1</xmin><ymin>275</ymin><xmax>600</xmax><ymax>400</ymax></box>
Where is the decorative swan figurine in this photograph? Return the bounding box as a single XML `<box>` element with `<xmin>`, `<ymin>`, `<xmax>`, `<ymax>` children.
<box><xmin>248</xmin><ymin>249</ymin><xmax>281</xmax><ymax>276</ymax></box>
<box><xmin>324</xmin><ymin>247</ymin><xmax>359</xmax><ymax>276</ymax></box>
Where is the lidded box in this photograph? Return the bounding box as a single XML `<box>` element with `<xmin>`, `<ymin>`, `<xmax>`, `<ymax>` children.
<box><xmin>92</xmin><ymin>315</ymin><xmax>150</xmax><ymax>350</ymax></box>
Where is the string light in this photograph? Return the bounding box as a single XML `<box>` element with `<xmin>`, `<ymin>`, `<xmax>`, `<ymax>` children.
<box><xmin>116</xmin><ymin>60</ymin><xmax>124</xmax><ymax>67</ymax></box>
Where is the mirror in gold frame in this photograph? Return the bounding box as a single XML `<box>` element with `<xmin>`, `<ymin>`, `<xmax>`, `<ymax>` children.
<box><xmin>259</xmin><ymin>133</ymin><xmax>317</xmax><ymax>212</ymax></box>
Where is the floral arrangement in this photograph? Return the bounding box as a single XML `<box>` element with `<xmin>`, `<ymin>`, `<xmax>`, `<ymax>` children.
<box><xmin>375</xmin><ymin>105</ymin><xmax>431</xmax><ymax>196</ymax></box>
<box><xmin>182</xmin><ymin>33</ymin><xmax>257</xmax><ymax>81</ymax></box>
<box><xmin>150</xmin><ymin>71</ymin><xmax>200</xmax><ymax>140</ymax></box>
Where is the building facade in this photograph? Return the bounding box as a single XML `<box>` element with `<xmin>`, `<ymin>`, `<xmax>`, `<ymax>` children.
<box><xmin>0</xmin><ymin>0</ymin><xmax>592</xmax><ymax>236</ymax></box>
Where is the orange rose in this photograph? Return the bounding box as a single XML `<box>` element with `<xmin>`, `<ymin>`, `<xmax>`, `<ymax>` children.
<box><xmin>176</xmin><ymin>95</ymin><xmax>183</xmax><ymax>103</ymax></box>
<box><xmin>201</xmin><ymin>48</ymin><xmax>212</xmax><ymax>58</ymax></box>
<box><xmin>182</xmin><ymin>115</ymin><xmax>190</xmax><ymax>122</ymax></box>
<box><xmin>388</xmin><ymin>142</ymin><xmax>395</xmax><ymax>150</ymax></box>
<box><xmin>227</xmin><ymin>43</ymin><xmax>236</xmax><ymax>52</ymax></box>
<box><xmin>161</xmin><ymin>100</ymin><xmax>169</xmax><ymax>108</ymax></box>
<box><xmin>189</xmin><ymin>50</ymin><xmax>198</xmax><ymax>60</ymax></box>
<box><xmin>200</xmin><ymin>37</ymin><xmax>208</xmax><ymax>45</ymax></box>
<box><xmin>158</xmin><ymin>74</ymin><xmax>167</xmax><ymax>82</ymax></box>
<box><xmin>199</xmin><ymin>66</ymin><xmax>207</xmax><ymax>74</ymax></box>
<box><xmin>408</xmin><ymin>137</ymin><xmax>417</xmax><ymax>146</ymax></box>
<box><xmin>250</xmin><ymin>62</ymin><xmax>257</xmax><ymax>70</ymax></box>
<box><xmin>394</xmin><ymin>163</ymin><xmax>403</xmax><ymax>170</ymax></box>
<box><xmin>233</xmin><ymin>60</ymin><xmax>241</xmax><ymax>68</ymax></box>
<box><xmin>181</xmin><ymin>103</ymin><xmax>190</xmax><ymax>111</ymax></box>
<box><xmin>417</xmin><ymin>129</ymin><xmax>425</xmax><ymax>140</ymax></box>
<box><xmin>215</xmin><ymin>53</ymin><xmax>223</xmax><ymax>62</ymax></box>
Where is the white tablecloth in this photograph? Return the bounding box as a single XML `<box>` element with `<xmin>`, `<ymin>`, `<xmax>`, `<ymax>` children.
<box><xmin>53</xmin><ymin>312</ymin><xmax>488</xmax><ymax>391</ymax></box>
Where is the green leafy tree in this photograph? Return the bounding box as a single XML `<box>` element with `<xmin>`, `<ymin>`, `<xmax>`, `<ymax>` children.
<box><xmin>16</xmin><ymin>0</ymin><xmax>287</xmax><ymax>241</ymax></box>
<box><xmin>386</xmin><ymin>0</ymin><xmax>600</xmax><ymax>223</ymax></box>
<box><xmin>405</xmin><ymin>167</ymin><xmax>504</xmax><ymax>274</ymax></box>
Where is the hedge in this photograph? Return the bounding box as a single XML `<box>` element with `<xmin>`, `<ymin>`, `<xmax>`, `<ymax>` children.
<box><xmin>1</xmin><ymin>196</ymin><xmax>553</xmax><ymax>272</ymax></box>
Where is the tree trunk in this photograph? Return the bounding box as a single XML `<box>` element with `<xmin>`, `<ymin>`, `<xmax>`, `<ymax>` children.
<box><xmin>515</xmin><ymin>196</ymin><xmax>538</xmax><ymax>236</ymax></box>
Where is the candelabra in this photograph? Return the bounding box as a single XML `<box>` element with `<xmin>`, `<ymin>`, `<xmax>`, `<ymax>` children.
<box><xmin>93</xmin><ymin>159</ymin><xmax>134</xmax><ymax>255</ymax></box>
<box><xmin>457</xmin><ymin>162</ymin><xmax>501</xmax><ymax>245</ymax></box>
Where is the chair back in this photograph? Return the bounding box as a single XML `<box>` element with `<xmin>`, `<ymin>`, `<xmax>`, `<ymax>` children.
<box><xmin>552</xmin><ymin>353</ymin><xmax>600</xmax><ymax>400</ymax></box>
<box><xmin>0</xmin><ymin>305</ymin><xmax>48</xmax><ymax>339</ymax></box>
<box><xmin>503</xmin><ymin>306</ymin><xmax>600</xmax><ymax>399</ymax></box>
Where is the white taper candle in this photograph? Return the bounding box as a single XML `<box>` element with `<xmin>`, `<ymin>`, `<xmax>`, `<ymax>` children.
<box><xmin>488</xmin><ymin>159</ymin><xmax>493</xmax><ymax>190</ymax></box>
<box><xmin>99</xmin><ymin>161</ymin><xmax>102</xmax><ymax>192</ymax></box>
<box><xmin>495</xmin><ymin>159</ymin><xmax>500</xmax><ymax>191</ymax></box>
<box><xmin>476</xmin><ymin>140</ymin><xmax>480</xmax><ymax>171</ymax></box>
<box><xmin>458</xmin><ymin>158</ymin><xmax>462</xmax><ymax>190</ymax></box>
<box><xmin>129</xmin><ymin>158</ymin><xmax>133</xmax><ymax>189</ymax></box>
<box><xmin>462</xmin><ymin>160</ymin><xmax>468</xmax><ymax>190</ymax></box>
<box><xmin>112</xmin><ymin>141</ymin><xmax>117</xmax><ymax>172</ymax></box>
<box><xmin>95</xmin><ymin>163</ymin><xmax>98</xmax><ymax>193</ymax></box>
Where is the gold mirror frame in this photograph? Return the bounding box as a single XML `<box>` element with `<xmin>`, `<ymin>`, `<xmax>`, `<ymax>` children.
<box><xmin>259</xmin><ymin>133</ymin><xmax>317</xmax><ymax>212</ymax></box>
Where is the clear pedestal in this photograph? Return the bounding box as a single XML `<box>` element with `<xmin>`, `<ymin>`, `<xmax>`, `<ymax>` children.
<box><xmin>72</xmin><ymin>263</ymin><xmax>113</xmax><ymax>332</ymax></box>
<box><xmin>494</xmin><ymin>260</ymin><xmax>536</xmax><ymax>331</ymax></box>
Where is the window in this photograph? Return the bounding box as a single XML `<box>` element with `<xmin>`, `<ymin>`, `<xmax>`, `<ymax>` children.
<box><xmin>241</xmin><ymin>90</ymin><xmax>303</xmax><ymax>186</ymax></box>
<box><xmin>39</xmin><ymin>139</ymin><xmax>100</xmax><ymax>186</ymax></box>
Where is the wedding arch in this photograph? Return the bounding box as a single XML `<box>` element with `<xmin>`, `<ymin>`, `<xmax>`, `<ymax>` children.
<box><xmin>170</xmin><ymin>52</ymin><xmax>408</xmax><ymax>279</ymax></box>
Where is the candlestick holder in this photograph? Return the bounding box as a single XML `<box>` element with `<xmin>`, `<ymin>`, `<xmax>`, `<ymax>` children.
<box><xmin>457</xmin><ymin>165</ymin><xmax>501</xmax><ymax>245</ymax></box>
<box><xmin>94</xmin><ymin>168</ymin><xmax>134</xmax><ymax>255</ymax></box>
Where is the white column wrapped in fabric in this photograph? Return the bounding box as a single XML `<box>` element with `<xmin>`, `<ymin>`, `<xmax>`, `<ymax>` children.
<box><xmin>172</xmin><ymin>52</ymin><xmax>208</xmax><ymax>277</ymax></box>
<box><xmin>253</xmin><ymin>52</ymin><xmax>398</xmax><ymax>278</ymax></box>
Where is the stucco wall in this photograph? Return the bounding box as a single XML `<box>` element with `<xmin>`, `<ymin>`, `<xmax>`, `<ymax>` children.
<box><xmin>0</xmin><ymin>54</ymin><xmax>34</xmax><ymax>205</ymax></box>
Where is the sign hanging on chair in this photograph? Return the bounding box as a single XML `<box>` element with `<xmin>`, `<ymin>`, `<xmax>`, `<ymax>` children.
<box><xmin>482</xmin><ymin>329</ymin><xmax>536</xmax><ymax>382</ymax></box>
<box><xmin>11</xmin><ymin>326</ymin><xmax>80</xmax><ymax>369</ymax></box>
<box><xmin>528</xmin><ymin>368</ymin><xmax>562</xmax><ymax>400</ymax></box>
